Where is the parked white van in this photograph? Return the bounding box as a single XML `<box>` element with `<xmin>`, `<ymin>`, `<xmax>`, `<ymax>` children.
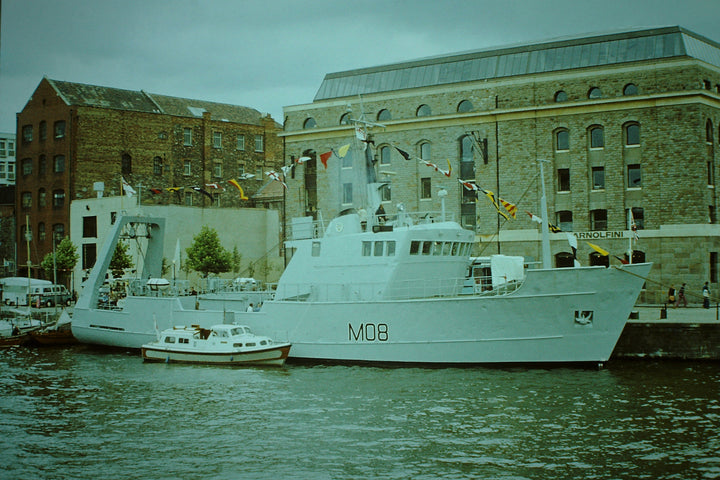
<box><xmin>0</xmin><ymin>277</ymin><xmax>72</xmax><ymax>307</ymax></box>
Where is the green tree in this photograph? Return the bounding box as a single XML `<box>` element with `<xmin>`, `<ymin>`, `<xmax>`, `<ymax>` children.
<box><xmin>109</xmin><ymin>241</ymin><xmax>134</xmax><ymax>278</ymax></box>
<box><xmin>231</xmin><ymin>246</ymin><xmax>242</xmax><ymax>275</ymax></box>
<box><xmin>185</xmin><ymin>226</ymin><xmax>232</xmax><ymax>277</ymax></box>
<box><xmin>40</xmin><ymin>237</ymin><xmax>79</xmax><ymax>285</ymax></box>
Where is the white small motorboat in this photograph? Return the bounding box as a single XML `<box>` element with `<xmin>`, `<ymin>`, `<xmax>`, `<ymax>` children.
<box><xmin>141</xmin><ymin>324</ymin><xmax>291</xmax><ymax>366</ymax></box>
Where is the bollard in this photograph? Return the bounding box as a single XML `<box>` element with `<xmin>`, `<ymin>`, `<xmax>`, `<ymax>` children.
<box><xmin>660</xmin><ymin>304</ymin><xmax>667</xmax><ymax>319</ymax></box>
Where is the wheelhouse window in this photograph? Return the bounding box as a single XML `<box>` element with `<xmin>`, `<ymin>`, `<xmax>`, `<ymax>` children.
<box><xmin>589</xmin><ymin>126</ymin><xmax>604</xmax><ymax>148</ymax></box>
<box><xmin>555</xmin><ymin>129</ymin><xmax>569</xmax><ymax>151</ymax></box>
<box><xmin>557</xmin><ymin>168</ymin><xmax>570</xmax><ymax>192</ymax></box>
<box><xmin>591</xmin><ymin>166</ymin><xmax>605</xmax><ymax>190</ymax></box>
<box><xmin>627</xmin><ymin>164</ymin><xmax>642</xmax><ymax>188</ymax></box>
<box><xmin>590</xmin><ymin>209</ymin><xmax>607</xmax><ymax>231</ymax></box>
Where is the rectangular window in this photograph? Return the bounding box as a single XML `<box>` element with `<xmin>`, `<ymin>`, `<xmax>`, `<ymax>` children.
<box><xmin>183</xmin><ymin>128</ymin><xmax>192</xmax><ymax>146</ymax></box>
<box><xmin>213</xmin><ymin>132</ymin><xmax>222</xmax><ymax>149</ymax></box>
<box><xmin>54</xmin><ymin>155</ymin><xmax>65</xmax><ymax>173</ymax></box>
<box><xmin>213</xmin><ymin>193</ymin><xmax>220</xmax><ymax>207</ymax></box>
<box><xmin>708</xmin><ymin>161</ymin><xmax>715</xmax><ymax>186</ymax></box>
<box><xmin>591</xmin><ymin>209</ymin><xmax>607</xmax><ymax>231</ymax></box>
<box><xmin>236</xmin><ymin>134</ymin><xmax>245</xmax><ymax>150</ymax></box>
<box><xmin>8</xmin><ymin>141</ymin><xmax>14</xmax><ymax>156</ymax></box>
<box><xmin>373</xmin><ymin>241</ymin><xmax>383</xmax><ymax>256</ymax></box>
<box><xmin>421</xmin><ymin>177</ymin><xmax>432</xmax><ymax>199</ymax></box>
<box><xmin>628</xmin><ymin>207</ymin><xmax>644</xmax><ymax>229</ymax></box>
<box><xmin>213</xmin><ymin>162</ymin><xmax>222</xmax><ymax>178</ymax></box>
<box><xmin>184</xmin><ymin>160</ymin><xmax>191</xmax><ymax>176</ymax></box>
<box><xmin>52</xmin><ymin>190</ymin><xmax>65</xmax><ymax>208</ymax></box>
<box><xmin>380</xmin><ymin>184</ymin><xmax>391</xmax><ymax>202</ymax></box>
<box><xmin>39</xmin><ymin>190</ymin><xmax>46</xmax><ymax>207</ymax></box>
<box><xmin>557</xmin><ymin>168</ymin><xmax>570</xmax><ymax>192</ymax></box>
<box><xmin>54</xmin><ymin>121</ymin><xmax>66</xmax><ymax>139</ymax></box>
<box><xmin>256</xmin><ymin>166</ymin><xmax>263</xmax><ymax>179</ymax></box>
<box><xmin>21</xmin><ymin>192</ymin><xmax>32</xmax><ymax>209</ymax></box>
<box><xmin>591</xmin><ymin>167</ymin><xmax>605</xmax><ymax>190</ymax></box>
<box><xmin>254</xmin><ymin>135</ymin><xmax>264</xmax><ymax>152</ymax></box>
<box><xmin>0</xmin><ymin>140</ymin><xmax>5</xmax><ymax>157</ymax></box>
<box><xmin>557</xmin><ymin>211</ymin><xmax>573</xmax><ymax>232</ymax></box>
<box><xmin>8</xmin><ymin>163</ymin><xmax>14</xmax><ymax>181</ymax></box>
<box><xmin>387</xmin><ymin>241</ymin><xmax>396</xmax><ymax>256</ymax></box>
<box><xmin>184</xmin><ymin>191</ymin><xmax>193</xmax><ymax>206</ymax></box>
<box><xmin>627</xmin><ymin>164</ymin><xmax>641</xmax><ymax>188</ymax></box>
<box><xmin>238</xmin><ymin>163</ymin><xmax>245</xmax><ymax>177</ymax></box>
<box><xmin>153</xmin><ymin>157</ymin><xmax>163</xmax><ymax>175</ymax></box>
<box><xmin>83</xmin><ymin>216</ymin><xmax>97</xmax><ymax>238</ymax></box>
<box><xmin>342</xmin><ymin>183</ymin><xmax>353</xmax><ymax>204</ymax></box>
<box><xmin>0</xmin><ymin>163</ymin><xmax>6</xmax><ymax>178</ymax></box>
<box><xmin>711</xmin><ymin>252</ymin><xmax>719</xmax><ymax>283</ymax></box>
<box><xmin>22</xmin><ymin>158</ymin><xmax>32</xmax><ymax>176</ymax></box>
<box><xmin>82</xmin><ymin>244</ymin><xmax>97</xmax><ymax>270</ymax></box>
<box><xmin>410</xmin><ymin>241</ymin><xmax>420</xmax><ymax>255</ymax></box>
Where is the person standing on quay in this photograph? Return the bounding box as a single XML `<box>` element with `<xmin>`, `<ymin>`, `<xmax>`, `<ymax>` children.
<box><xmin>676</xmin><ymin>283</ymin><xmax>688</xmax><ymax>308</ymax></box>
<box><xmin>702</xmin><ymin>282</ymin><xmax>711</xmax><ymax>309</ymax></box>
<box><xmin>668</xmin><ymin>285</ymin><xmax>676</xmax><ymax>306</ymax></box>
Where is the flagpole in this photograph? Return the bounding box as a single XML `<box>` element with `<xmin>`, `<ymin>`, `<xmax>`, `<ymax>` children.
<box><xmin>538</xmin><ymin>160</ymin><xmax>551</xmax><ymax>269</ymax></box>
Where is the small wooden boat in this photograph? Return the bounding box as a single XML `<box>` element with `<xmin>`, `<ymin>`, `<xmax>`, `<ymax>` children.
<box><xmin>28</xmin><ymin>311</ymin><xmax>77</xmax><ymax>346</ymax></box>
<box><xmin>141</xmin><ymin>324</ymin><xmax>291</xmax><ymax>366</ymax></box>
<box><xmin>0</xmin><ymin>333</ymin><xmax>30</xmax><ymax>348</ymax></box>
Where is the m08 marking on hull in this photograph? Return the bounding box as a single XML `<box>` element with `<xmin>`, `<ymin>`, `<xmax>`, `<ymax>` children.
<box><xmin>349</xmin><ymin>323</ymin><xmax>389</xmax><ymax>342</ymax></box>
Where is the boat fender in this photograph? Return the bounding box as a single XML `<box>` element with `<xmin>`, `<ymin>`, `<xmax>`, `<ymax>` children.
<box><xmin>165</xmin><ymin>356</ymin><xmax>170</xmax><ymax>364</ymax></box>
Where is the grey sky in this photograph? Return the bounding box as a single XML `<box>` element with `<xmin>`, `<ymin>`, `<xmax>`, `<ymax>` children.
<box><xmin>1</xmin><ymin>0</ymin><xmax>719</xmax><ymax>133</ymax></box>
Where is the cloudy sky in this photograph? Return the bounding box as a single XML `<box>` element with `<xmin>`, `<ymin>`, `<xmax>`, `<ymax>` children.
<box><xmin>1</xmin><ymin>0</ymin><xmax>719</xmax><ymax>133</ymax></box>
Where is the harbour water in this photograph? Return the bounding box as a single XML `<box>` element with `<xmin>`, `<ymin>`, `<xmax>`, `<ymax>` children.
<box><xmin>1</xmin><ymin>346</ymin><xmax>718</xmax><ymax>480</ymax></box>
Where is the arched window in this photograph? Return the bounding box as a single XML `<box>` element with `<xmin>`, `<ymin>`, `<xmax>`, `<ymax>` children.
<box><xmin>555</xmin><ymin>129</ymin><xmax>570</xmax><ymax>151</ymax></box>
<box><xmin>303</xmin><ymin>117</ymin><xmax>317</xmax><ymax>129</ymax></box>
<box><xmin>52</xmin><ymin>189</ymin><xmax>65</xmax><ymax>208</ymax></box>
<box><xmin>554</xmin><ymin>90</ymin><xmax>567</xmax><ymax>102</ymax></box>
<box><xmin>623</xmin><ymin>83</ymin><xmax>638</xmax><ymax>96</ymax></box>
<box><xmin>416</xmin><ymin>104</ymin><xmax>431</xmax><ymax>117</ymax></box>
<box><xmin>121</xmin><ymin>153</ymin><xmax>132</xmax><ymax>175</ymax></box>
<box><xmin>589</xmin><ymin>126</ymin><xmax>604</xmax><ymax>148</ymax></box>
<box><xmin>625</xmin><ymin>123</ymin><xmax>640</xmax><ymax>146</ymax></box>
<box><xmin>555</xmin><ymin>252</ymin><xmax>575</xmax><ymax>268</ymax></box>
<box><xmin>38</xmin><ymin>188</ymin><xmax>46</xmax><ymax>208</ymax></box>
<box><xmin>153</xmin><ymin>156</ymin><xmax>163</xmax><ymax>175</ymax></box>
<box><xmin>707</xmin><ymin>120</ymin><xmax>714</xmax><ymax>143</ymax></box>
<box><xmin>460</xmin><ymin>135</ymin><xmax>473</xmax><ymax>162</ymax></box>
<box><xmin>39</xmin><ymin>121</ymin><xmax>47</xmax><ymax>141</ymax></box>
<box><xmin>339</xmin><ymin>113</ymin><xmax>351</xmax><ymax>125</ymax></box>
<box><xmin>53</xmin><ymin>155</ymin><xmax>65</xmax><ymax>173</ymax></box>
<box><xmin>457</xmin><ymin>100</ymin><xmax>473</xmax><ymax>113</ymax></box>
<box><xmin>419</xmin><ymin>142</ymin><xmax>431</xmax><ymax>161</ymax></box>
<box><xmin>588</xmin><ymin>87</ymin><xmax>602</xmax><ymax>99</ymax></box>
<box><xmin>625</xmin><ymin>250</ymin><xmax>646</xmax><ymax>264</ymax></box>
<box><xmin>38</xmin><ymin>222</ymin><xmax>46</xmax><ymax>242</ymax></box>
<box><xmin>380</xmin><ymin>145</ymin><xmax>391</xmax><ymax>165</ymax></box>
<box><xmin>377</xmin><ymin>109</ymin><xmax>391</xmax><ymax>121</ymax></box>
<box><xmin>39</xmin><ymin>155</ymin><xmax>47</xmax><ymax>175</ymax></box>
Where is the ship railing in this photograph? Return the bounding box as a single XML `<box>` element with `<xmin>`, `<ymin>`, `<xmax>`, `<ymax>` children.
<box><xmin>273</xmin><ymin>274</ymin><xmax>524</xmax><ymax>302</ymax></box>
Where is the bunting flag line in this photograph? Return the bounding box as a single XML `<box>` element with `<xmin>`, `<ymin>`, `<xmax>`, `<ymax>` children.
<box><xmin>421</xmin><ymin>159</ymin><xmax>452</xmax><ymax>177</ymax></box>
<box><xmin>149</xmin><ymin>188</ymin><xmax>162</xmax><ymax>195</ymax></box>
<box><xmin>320</xmin><ymin>151</ymin><xmax>332</xmax><ymax>169</ymax></box>
<box><xmin>525</xmin><ymin>211</ymin><xmax>562</xmax><ymax>232</ymax></box>
<box><xmin>238</xmin><ymin>173</ymin><xmax>255</xmax><ymax>180</ymax></box>
<box><xmin>499</xmin><ymin>198</ymin><xmax>518</xmax><ymax>219</ymax></box>
<box><xmin>227</xmin><ymin>179</ymin><xmax>249</xmax><ymax>200</ymax></box>
<box><xmin>296</xmin><ymin>156</ymin><xmax>311</xmax><ymax>164</ymax></box>
<box><xmin>394</xmin><ymin>146</ymin><xmax>412</xmax><ymax>161</ymax></box>
<box><xmin>205</xmin><ymin>183</ymin><xmax>222</xmax><ymax>190</ymax></box>
<box><xmin>614</xmin><ymin>255</ymin><xmax>630</xmax><ymax>265</ymax></box>
<box><xmin>355</xmin><ymin>126</ymin><xmax>367</xmax><ymax>142</ymax></box>
<box><xmin>192</xmin><ymin>187</ymin><xmax>214</xmax><ymax>202</ymax></box>
<box><xmin>266</xmin><ymin>170</ymin><xmax>288</xmax><ymax>189</ymax></box>
<box><xmin>480</xmin><ymin>188</ymin><xmax>511</xmax><ymax>221</ymax></box>
<box><xmin>587</xmin><ymin>242</ymin><xmax>609</xmax><ymax>256</ymax></box>
<box><xmin>166</xmin><ymin>187</ymin><xmax>182</xmax><ymax>192</ymax></box>
<box><xmin>281</xmin><ymin>165</ymin><xmax>293</xmax><ymax>177</ymax></box>
<box><xmin>121</xmin><ymin>177</ymin><xmax>136</xmax><ymax>197</ymax></box>
<box><xmin>526</xmin><ymin>211</ymin><xmax>543</xmax><ymax>224</ymax></box>
<box><xmin>336</xmin><ymin>144</ymin><xmax>351</xmax><ymax>158</ymax></box>
<box><xmin>459</xmin><ymin>179</ymin><xmax>480</xmax><ymax>191</ymax></box>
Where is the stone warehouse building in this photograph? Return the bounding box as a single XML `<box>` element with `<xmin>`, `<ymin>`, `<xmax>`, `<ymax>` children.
<box><xmin>15</xmin><ymin>78</ymin><xmax>282</xmax><ymax>275</ymax></box>
<box><xmin>281</xmin><ymin>26</ymin><xmax>720</xmax><ymax>303</ymax></box>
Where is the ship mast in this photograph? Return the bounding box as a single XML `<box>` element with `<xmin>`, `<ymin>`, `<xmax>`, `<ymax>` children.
<box><xmin>538</xmin><ymin>160</ymin><xmax>551</xmax><ymax>269</ymax></box>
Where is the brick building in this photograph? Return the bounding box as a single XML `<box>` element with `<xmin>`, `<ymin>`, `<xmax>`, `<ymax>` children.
<box><xmin>281</xmin><ymin>26</ymin><xmax>720</xmax><ymax>303</ymax></box>
<box><xmin>15</xmin><ymin>78</ymin><xmax>282</xmax><ymax>277</ymax></box>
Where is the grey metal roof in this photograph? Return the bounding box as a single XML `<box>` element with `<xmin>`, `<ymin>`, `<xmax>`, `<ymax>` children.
<box><xmin>47</xmin><ymin>79</ymin><xmax>264</xmax><ymax>125</ymax></box>
<box><xmin>314</xmin><ymin>26</ymin><xmax>720</xmax><ymax>101</ymax></box>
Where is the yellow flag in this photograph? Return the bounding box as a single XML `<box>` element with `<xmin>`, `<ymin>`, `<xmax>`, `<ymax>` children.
<box><xmin>337</xmin><ymin>144</ymin><xmax>351</xmax><ymax>158</ymax></box>
<box><xmin>587</xmin><ymin>242</ymin><xmax>609</xmax><ymax>256</ymax></box>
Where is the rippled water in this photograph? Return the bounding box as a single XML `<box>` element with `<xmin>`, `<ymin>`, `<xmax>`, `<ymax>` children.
<box><xmin>1</xmin><ymin>346</ymin><xmax>719</xmax><ymax>480</ymax></box>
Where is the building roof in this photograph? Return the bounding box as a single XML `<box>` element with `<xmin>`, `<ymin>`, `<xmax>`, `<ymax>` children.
<box><xmin>314</xmin><ymin>26</ymin><xmax>720</xmax><ymax>101</ymax></box>
<box><xmin>45</xmin><ymin>78</ymin><xmax>265</xmax><ymax>125</ymax></box>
